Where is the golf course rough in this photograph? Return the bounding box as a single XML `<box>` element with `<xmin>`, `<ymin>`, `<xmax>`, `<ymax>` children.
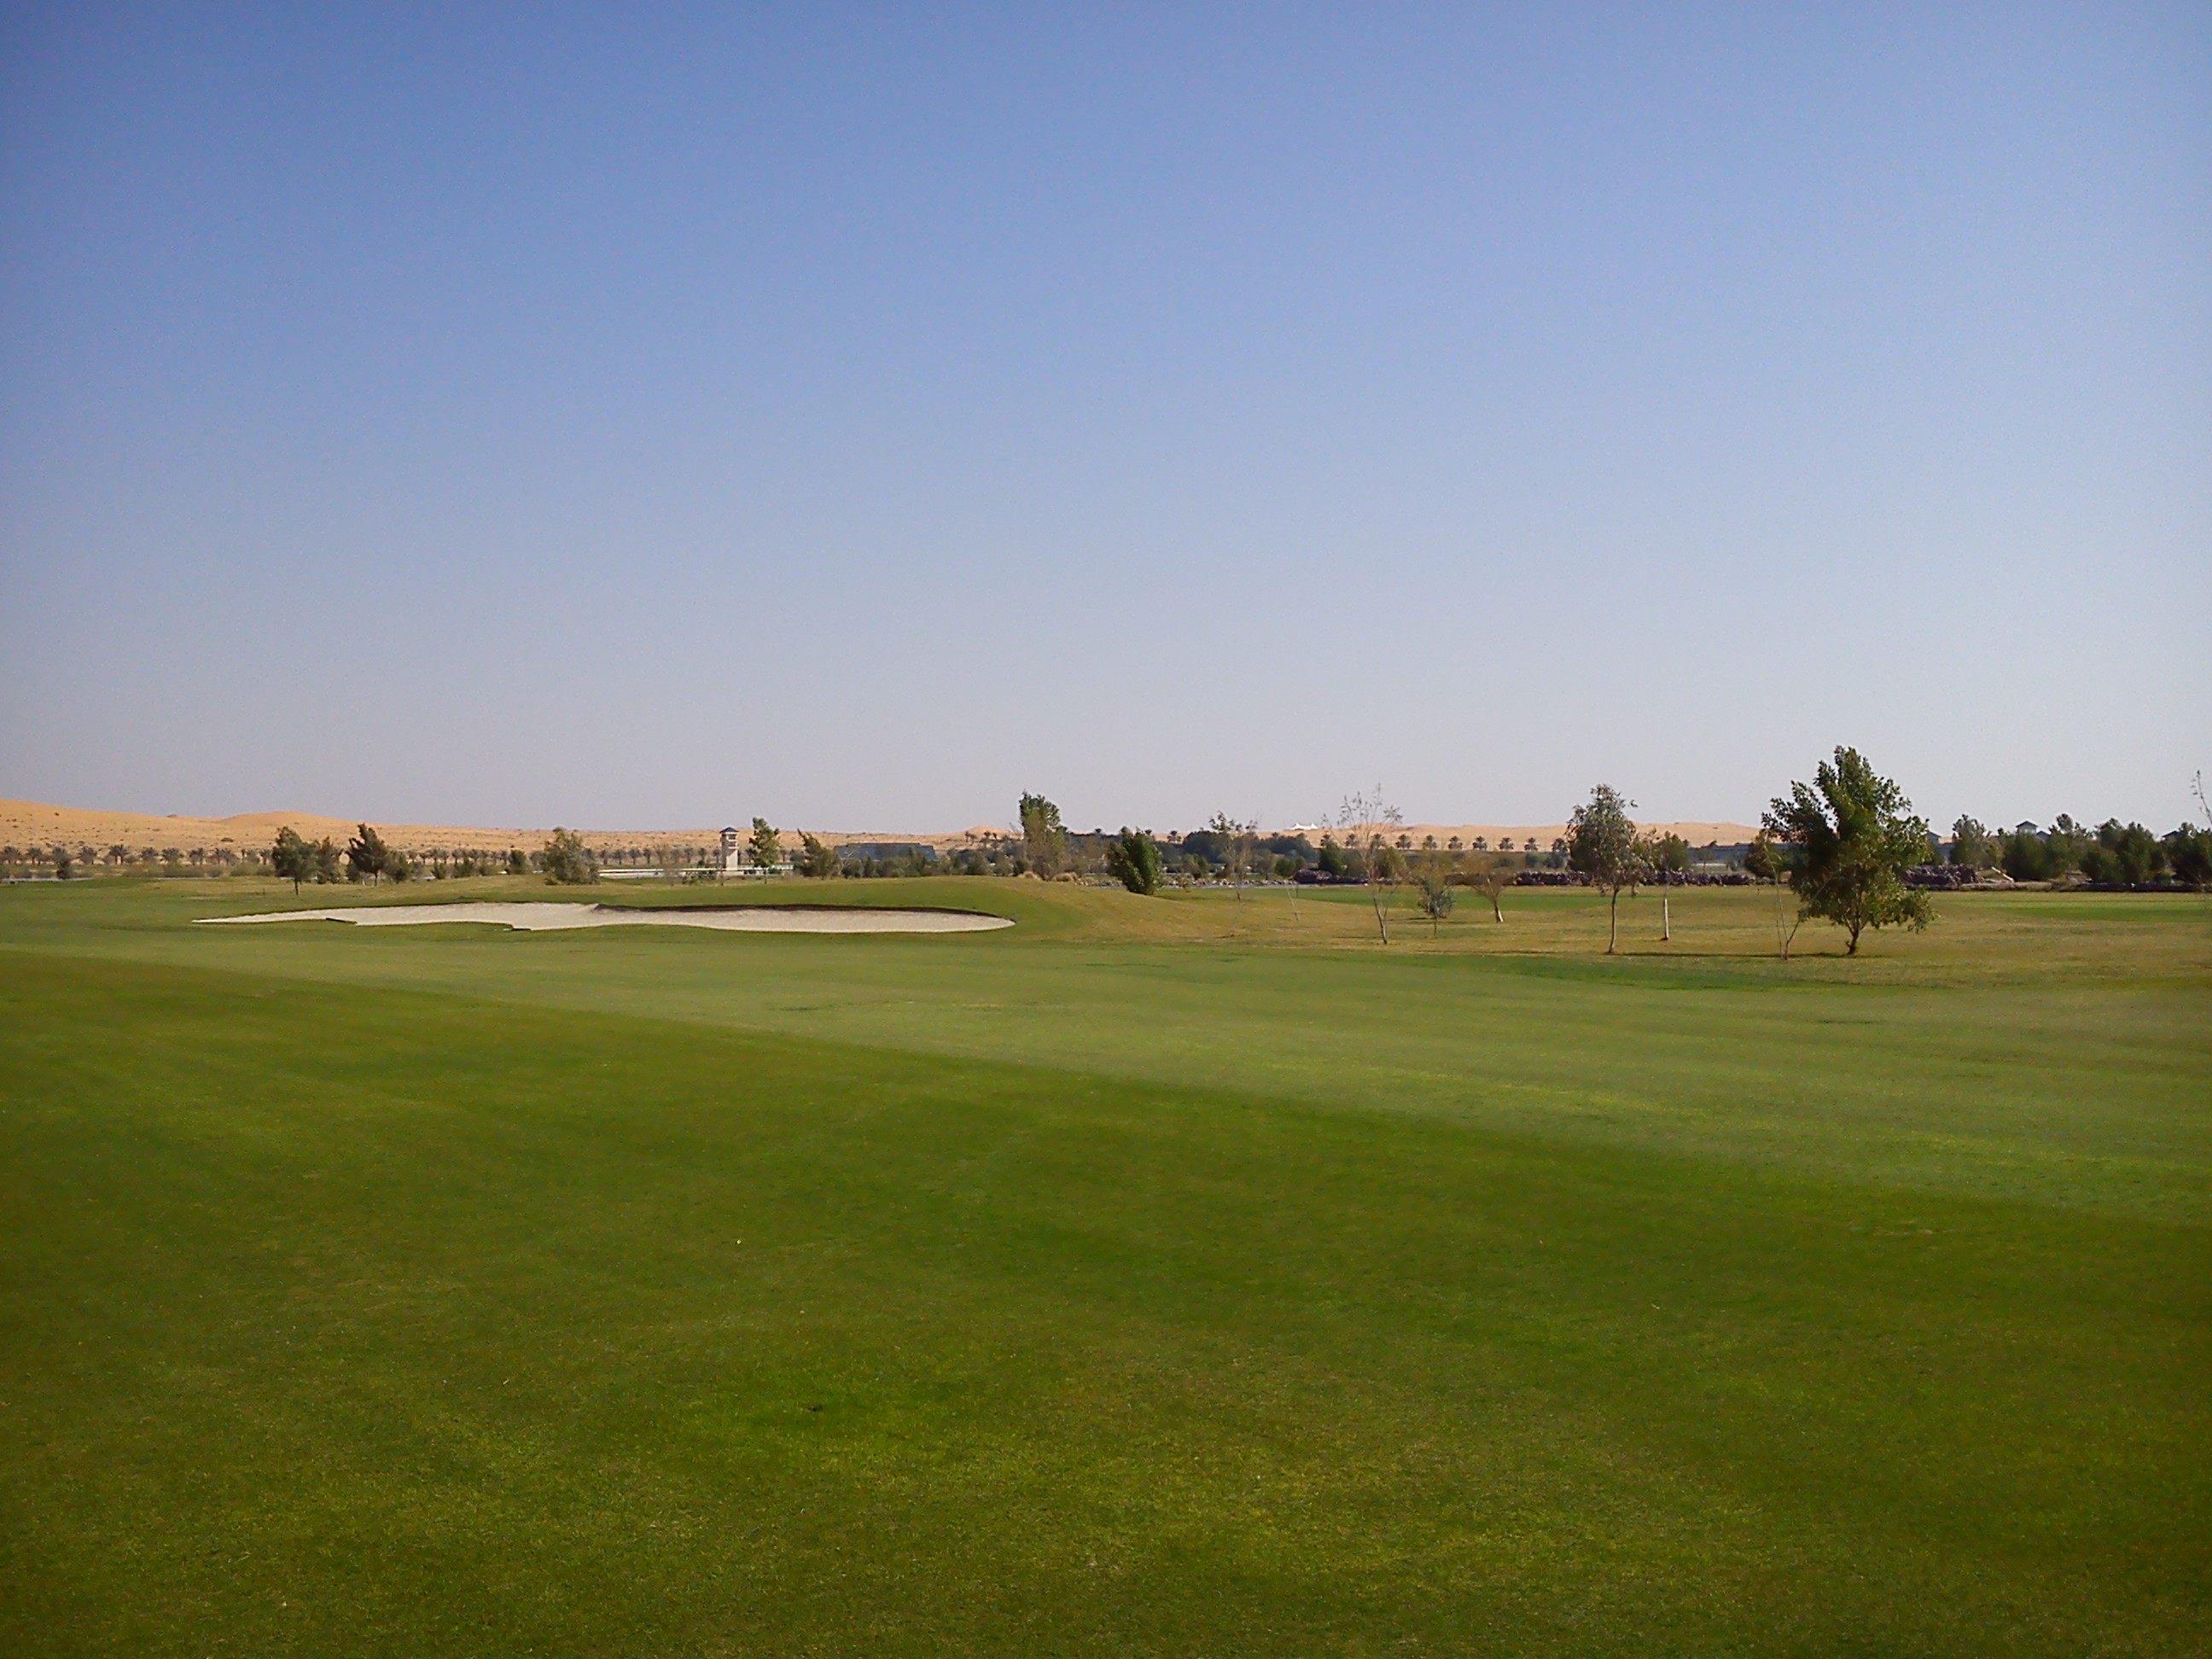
<box><xmin>1</xmin><ymin>876</ymin><xmax>2205</xmax><ymax>1655</ymax></box>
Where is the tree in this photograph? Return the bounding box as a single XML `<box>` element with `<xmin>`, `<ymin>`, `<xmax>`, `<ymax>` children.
<box><xmin>2000</xmin><ymin>829</ymin><xmax>2054</xmax><ymax>882</ymax></box>
<box><xmin>1412</xmin><ymin>848</ymin><xmax>1455</xmax><ymax>934</ymax></box>
<box><xmin>746</xmin><ymin>818</ymin><xmax>783</xmax><ymax>872</ymax></box>
<box><xmin>313</xmin><ymin>838</ymin><xmax>342</xmax><ymax>883</ymax></box>
<box><xmin>1764</xmin><ymin>747</ymin><xmax>1934</xmax><ymax>956</ymax></box>
<box><xmin>53</xmin><ymin>847</ymin><xmax>74</xmax><ymax>880</ymax></box>
<box><xmin>1949</xmin><ymin>816</ymin><xmax>1995</xmax><ymax>869</ymax></box>
<box><xmin>797</xmin><ymin>834</ymin><xmax>841</xmax><ymax>879</ymax></box>
<box><xmin>346</xmin><ymin>824</ymin><xmax>388</xmax><ymax>884</ymax></box>
<box><xmin>2165</xmin><ymin>824</ymin><xmax>2212</xmax><ymax>891</ymax></box>
<box><xmin>2082</xmin><ymin>820</ymin><xmax>2165</xmax><ymax>886</ymax></box>
<box><xmin>1743</xmin><ymin>830</ymin><xmax>1782</xmax><ymax>882</ymax></box>
<box><xmin>271</xmin><ymin>826</ymin><xmax>314</xmax><ymax>893</ymax></box>
<box><xmin>1336</xmin><ymin>788</ymin><xmax>1403</xmax><ymax>944</ymax></box>
<box><xmin>1462</xmin><ymin>853</ymin><xmax>1516</xmax><ymax>923</ymax></box>
<box><xmin>1208</xmin><ymin>812</ymin><xmax>1257</xmax><ymax>901</ymax></box>
<box><xmin>506</xmin><ymin>848</ymin><xmax>529</xmax><ymax>876</ymax></box>
<box><xmin>1019</xmin><ymin>794</ymin><xmax>1067</xmax><ymax>877</ymax></box>
<box><xmin>1104</xmin><ymin>828</ymin><xmax>1163</xmax><ymax>895</ymax></box>
<box><xmin>542</xmin><ymin>827</ymin><xmax>597</xmax><ymax>885</ymax></box>
<box><xmin>1568</xmin><ymin>784</ymin><xmax>1647</xmax><ymax>954</ymax></box>
<box><xmin>1639</xmin><ymin>831</ymin><xmax>1690</xmax><ymax>940</ymax></box>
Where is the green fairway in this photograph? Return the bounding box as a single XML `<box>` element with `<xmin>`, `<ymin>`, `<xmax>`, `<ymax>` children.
<box><xmin>3</xmin><ymin>880</ymin><xmax>2207</xmax><ymax>1653</ymax></box>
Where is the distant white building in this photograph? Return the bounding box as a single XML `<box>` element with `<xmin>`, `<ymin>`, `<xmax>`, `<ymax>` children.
<box><xmin>720</xmin><ymin>824</ymin><xmax>790</xmax><ymax>877</ymax></box>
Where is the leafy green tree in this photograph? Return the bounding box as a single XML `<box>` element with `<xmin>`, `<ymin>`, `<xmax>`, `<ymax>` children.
<box><xmin>746</xmin><ymin>818</ymin><xmax>783</xmax><ymax>871</ymax></box>
<box><xmin>2043</xmin><ymin>815</ymin><xmax>2089</xmax><ymax>877</ymax></box>
<box><xmin>1104</xmin><ymin>828</ymin><xmax>1163</xmax><ymax>895</ymax></box>
<box><xmin>271</xmin><ymin>826</ymin><xmax>314</xmax><ymax>893</ymax></box>
<box><xmin>1949</xmin><ymin>816</ymin><xmax>1995</xmax><ymax>869</ymax></box>
<box><xmin>541</xmin><ymin>828</ymin><xmax>597</xmax><ymax>885</ymax></box>
<box><xmin>1764</xmin><ymin>747</ymin><xmax>1934</xmax><ymax>956</ymax></box>
<box><xmin>2164</xmin><ymin>824</ymin><xmax>2212</xmax><ymax>891</ymax></box>
<box><xmin>798</xmin><ymin>834</ymin><xmax>841</xmax><ymax>879</ymax></box>
<box><xmin>1018</xmin><ymin>794</ymin><xmax>1067</xmax><ymax>877</ymax></box>
<box><xmin>1743</xmin><ymin>830</ymin><xmax>1784</xmax><ymax>882</ymax></box>
<box><xmin>53</xmin><ymin>847</ymin><xmax>74</xmax><ymax>880</ymax></box>
<box><xmin>345</xmin><ymin>824</ymin><xmax>388</xmax><ymax>883</ymax></box>
<box><xmin>1568</xmin><ymin>784</ymin><xmax>1648</xmax><ymax>954</ymax></box>
<box><xmin>2083</xmin><ymin>820</ymin><xmax>2165</xmax><ymax>886</ymax></box>
<box><xmin>313</xmin><ymin>838</ymin><xmax>341</xmax><ymax>883</ymax></box>
<box><xmin>2000</xmin><ymin>830</ymin><xmax>2053</xmax><ymax>882</ymax></box>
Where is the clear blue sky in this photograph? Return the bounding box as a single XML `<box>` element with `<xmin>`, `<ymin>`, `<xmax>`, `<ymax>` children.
<box><xmin>3</xmin><ymin>3</ymin><xmax>2206</xmax><ymax>835</ymax></box>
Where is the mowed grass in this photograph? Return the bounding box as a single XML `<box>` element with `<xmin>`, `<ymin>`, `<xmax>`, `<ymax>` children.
<box><xmin>1</xmin><ymin>881</ymin><xmax>2208</xmax><ymax>1654</ymax></box>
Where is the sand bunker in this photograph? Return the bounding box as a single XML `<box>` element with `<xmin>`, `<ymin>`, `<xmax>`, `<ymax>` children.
<box><xmin>203</xmin><ymin>902</ymin><xmax>1011</xmax><ymax>934</ymax></box>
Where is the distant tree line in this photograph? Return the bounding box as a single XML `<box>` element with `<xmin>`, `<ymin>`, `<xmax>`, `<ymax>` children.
<box><xmin>12</xmin><ymin>764</ymin><xmax>2205</xmax><ymax>926</ymax></box>
<box><xmin>1940</xmin><ymin>812</ymin><xmax>2209</xmax><ymax>889</ymax></box>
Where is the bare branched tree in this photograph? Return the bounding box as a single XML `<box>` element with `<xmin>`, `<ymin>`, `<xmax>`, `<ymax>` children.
<box><xmin>1208</xmin><ymin>812</ymin><xmax>1257</xmax><ymax>902</ymax></box>
<box><xmin>1336</xmin><ymin>787</ymin><xmax>1403</xmax><ymax>944</ymax></box>
<box><xmin>1746</xmin><ymin>830</ymin><xmax>1802</xmax><ymax>960</ymax></box>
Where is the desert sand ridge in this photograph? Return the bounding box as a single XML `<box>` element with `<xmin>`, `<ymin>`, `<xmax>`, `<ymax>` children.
<box><xmin>1</xmin><ymin>799</ymin><xmax>1761</xmax><ymax>858</ymax></box>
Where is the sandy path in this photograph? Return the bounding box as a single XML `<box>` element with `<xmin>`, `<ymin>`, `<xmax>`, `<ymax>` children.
<box><xmin>202</xmin><ymin>903</ymin><xmax>1012</xmax><ymax>934</ymax></box>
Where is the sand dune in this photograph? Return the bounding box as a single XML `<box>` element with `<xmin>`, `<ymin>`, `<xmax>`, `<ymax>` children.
<box><xmin>2</xmin><ymin>797</ymin><xmax>1761</xmax><ymax>859</ymax></box>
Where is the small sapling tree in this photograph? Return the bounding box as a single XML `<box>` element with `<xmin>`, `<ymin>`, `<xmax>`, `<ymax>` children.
<box><xmin>1642</xmin><ymin>832</ymin><xmax>1690</xmax><ymax>939</ymax></box>
<box><xmin>798</xmin><ymin>834</ymin><xmax>841</xmax><ymax>879</ymax></box>
<box><xmin>1336</xmin><ymin>788</ymin><xmax>1403</xmax><ymax>944</ymax></box>
<box><xmin>1746</xmin><ymin>830</ymin><xmax>1803</xmax><ymax>960</ymax></box>
<box><xmin>1764</xmin><ymin>747</ymin><xmax>1933</xmax><ymax>955</ymax></box>
<box><xmin>1412</xmin><ymin>848</ymin><xmax>1455</xmax><ymax>935</ymax></box>
<box><xmin>1568</xmin><ymin>785</ymin><xmax>1648</xmax><ymax>954</ymax></box>
<box><xmin>1208</xmin><ymin>812</ymin><xmax>1257</xmax><ymax>901</ymax></box>
<box><xmin>1464</xmin><ymin>852</ymin><xmax>1515</xmax><ymax>923</ymax></box>
<box><xmin>313</xmin><ymin>838</ymin><xmax>342</xmax><ymax>883</ymax></box>
<box><xmin>1105</xmin><ymin>828</ymin><xmax>1163</xmax><ymax>895</ymax></box>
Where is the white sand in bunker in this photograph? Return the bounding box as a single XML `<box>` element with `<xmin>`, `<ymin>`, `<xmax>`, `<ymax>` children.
<box><xmin>202</xmin><ymin>903</ymin><xmax>1012</xmax><ymax>934</ymax></box>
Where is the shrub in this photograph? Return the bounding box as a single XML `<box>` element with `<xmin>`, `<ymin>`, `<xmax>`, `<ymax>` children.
<box><xmin>541</xmin><ymin>829</ymin><xmax>597</xmax><ymax>885</ymax></box>
<box><xmin>1105</xmin><ymin>829</ymin><xmax>1163</xmax><ymax>895</ymax></box>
